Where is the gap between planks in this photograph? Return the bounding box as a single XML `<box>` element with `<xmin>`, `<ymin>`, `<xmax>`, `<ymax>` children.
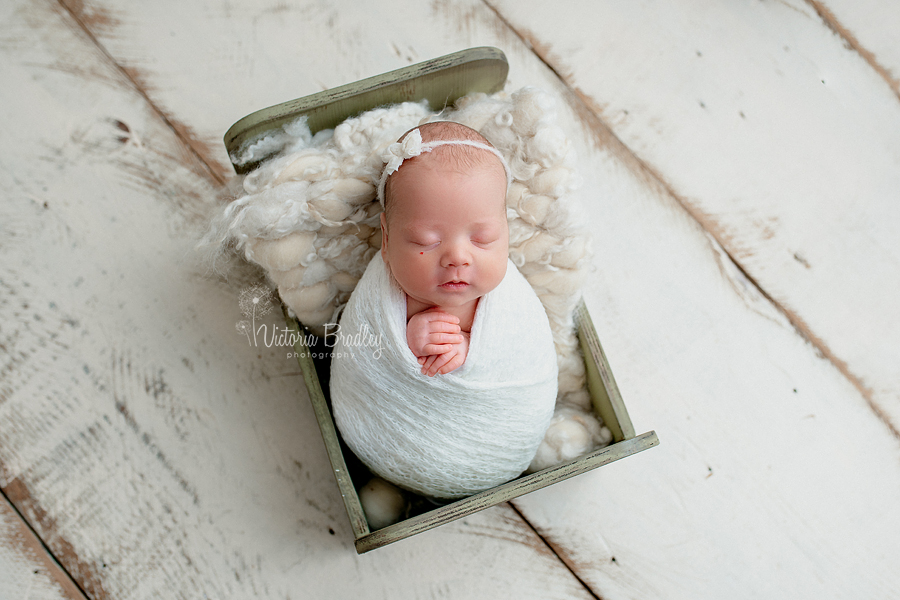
<box><xmin>55</xmin><ymin>0</ymin><xmax>229</xmax><ymax>186</ymax></box>
<box><xmin>508</xmin><ymin>501</ymin><xmax>604</xmax><ymax>600</ymax></box>
<box><xmin>0</xmin><ymin>486</ymin><xmax>90</xmax><ymax>600</ymax></box>
<box><xmin>481</xmin><ymin>0</ymin><xmax>900</xmax><ymax>442</ymax></box>
<box><xmin>805</xmin><ymin>0</ymin><xmax>900</xmax><ymax>102</ymax></box>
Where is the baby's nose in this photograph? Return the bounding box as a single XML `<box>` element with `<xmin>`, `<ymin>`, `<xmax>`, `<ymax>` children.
<box><xmin>441</xmin><ymin>241</ymin><xmax>471</xmax><ymax>267</ymax></box>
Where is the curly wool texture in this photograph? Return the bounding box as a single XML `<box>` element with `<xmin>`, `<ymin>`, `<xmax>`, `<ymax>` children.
<box><xmin>209</xmin><ymin>87</ymin><xmax>611</xmax><ymax>470</ymax></box>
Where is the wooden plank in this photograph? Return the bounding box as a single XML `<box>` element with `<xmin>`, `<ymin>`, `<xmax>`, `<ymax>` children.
<box><xmin>4</xmin><ymin>0</ymin><xmax>900</xmax><ymax>598</ymax></box>
<box><xmin>486</xmin><ymin>0</ymin><xmax>900</xmax><ymax>435</ymax></box>
<box><xmin>807</xmin><ymin>0</ymin><xmax>900</xmax><ymax>99</ymax></box>
<box><xmin>0</xmin><ymin>492</ymin><xmax>88</xmax><ymax>600</ymax></box>
<box><xmin>576</xmin><ymin>302</ymin><xmax>634</xmax><ymax>442</ymax></box>
<box><xmin>0</xmin><ymin>1</ymin><xmax>600</xmax><ymax>599</ymax></box>
<box><xmin>286</xmin><ymin>315</ymin><xmax>370</xmax><ymax>541</ymax></box>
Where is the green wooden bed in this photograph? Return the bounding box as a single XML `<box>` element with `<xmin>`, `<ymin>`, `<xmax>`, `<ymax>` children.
<box><xmin>224</xmin><ymin>46</ymin><xmax>659</xmax><ymax>553</ymax></box>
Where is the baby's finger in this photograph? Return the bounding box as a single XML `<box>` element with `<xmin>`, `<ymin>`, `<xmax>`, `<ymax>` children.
<box><xmin>427</xmin><ymin>352</ymin><xmax>454</xmax><ymax>376</ymax></box>
<box><xmin>422</xmin><ymin>343</ymin><xmax>454</xmax><ymax>355</ymax></box>
<box><xmin>420</xmin><ymin>354</ymin><xmax>440</xmax><ymax>376</ymax></box>
<box><xmin>427</xmin><ymin>332</ymin><xmax>464</xmax><ymax>345</ymax></box>
<box><xmin>426</xmin><ymin>320</ymin><xmax>461</xmax><ymax>334</ymax></box>
<box><xmin>437</xmin><ymin>354</ymin><xmax>464</xmax><ymax>375</ymax></box>
<box><xmin>426</xmin><ymin>353</ymin><xmax>455</xmax><ymax>377</ymax></box>
<box><xmin>423</xmin><ymin>311</ymin><xmax>460</xmax><ymax>326</ymax></box>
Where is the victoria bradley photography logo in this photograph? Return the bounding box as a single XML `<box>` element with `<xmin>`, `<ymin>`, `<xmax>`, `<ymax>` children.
<box><xmin>234</xmin><ymin>284</ymin><xmax>383</xmax><ymax>359</ymax></box>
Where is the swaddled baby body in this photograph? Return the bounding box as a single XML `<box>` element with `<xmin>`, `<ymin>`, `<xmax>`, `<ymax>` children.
<box><xmin>330</xmin><ymin>122</ymin><xmax>558</xmax><ymax>500</ymax></box>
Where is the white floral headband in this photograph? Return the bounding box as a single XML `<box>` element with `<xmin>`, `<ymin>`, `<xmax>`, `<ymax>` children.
<box><xmin>376</xmin><ymin>128</ymin><xmax>512</xmax><ymax>207</ymax></box>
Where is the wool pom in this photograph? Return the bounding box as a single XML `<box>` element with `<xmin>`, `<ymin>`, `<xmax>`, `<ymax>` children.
<box><xmin>506</xmin><ymin>181</ymin><xmax>528</xmax><ymax>208</ymax></box>
<box><xmin>515</xmin><ymin>232</ymin><xmax>563</xmax><ymax>265</ymax></box>
<box><xmin>246</xmin><ymin>231</ymin><xmax>317</xmax><ymax>272</ymax></box>
<box><xmin>332</xmin><ymin>271</ymin><xmax>359</xmax><ymax>292</ymax></box>
<box><xmin>292</xmin><ymin>305</ymin><xmax>336</xmax><ymax>335</ymax></box>
<box><xmin>274</xmin><ymin>154</ymin><xmax>331</xmax><ymax>185</ymax></box>
<box><xmin>560</xmin><ymin>388</ymin><xmax>592</xmax><ymax>410</ymax></box>
<box><xmin>529</xmin><ymin>167</ymin><xmax>570</xmax><ymax>196</ymax></box>
<box><xmin>526</xmin><ymin>126</ymin><xmax>570</xmax><ymax>168</ymax></box>
<box><xmin>352</xmin><ymin>223</ymin><xmax>375</xmax><ymax>242</ymax></box>
<box><xmin>527</xmin><ymin>268</ymin><xmax>584</xmax><ymax>297</ymax></box>
<box><xmin>557</xmin><ymin>367</ymin><xmax>588</xmax><ymax>400</ymax></box>
<box><xmin>527</xmin><ymin>406</ymin><xmax>612</xmax><ymax>473</ymax></box>
<box><xmin>332</xmin><ymin>178</ymin><xmax>376</xmax><ymax>206</ymax></box>
<box><xmin>309</xmin><ymin>192</ymin><xmax>356</xmax><ymax>223</ymax></box>
<box><xmin>279</xmin><ymin>281</ymin><xmax>333</xmax><ymax>313</ymax></box>
<box><xmin>551</xmin><ymin>236</ymin><xmax>590</xmax><ymax>269</ymax></box>
<box><xmin>516</xmin><ymin>193</ymin><xmax>554</xmax><ymax>226</ymax></box>
<box><xmin>269</xmin><ymin>265</ymin><xmax>307</xmax><ymax>290</ymax></box>
<box><xmin>359</xmin><ymin>477</ymin><xmax>408</xmax><ymax>529</ymax></box>
<box><xmin>510</xmin><ymin>87</ymin><xmax>557</xmax><ymax>137</ymax></box>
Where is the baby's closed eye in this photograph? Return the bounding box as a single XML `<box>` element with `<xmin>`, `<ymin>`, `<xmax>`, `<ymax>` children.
<box><xmin>471</xmin><ymin>235</ymin><xmax>499</xmax><ymax>247</ymax></box>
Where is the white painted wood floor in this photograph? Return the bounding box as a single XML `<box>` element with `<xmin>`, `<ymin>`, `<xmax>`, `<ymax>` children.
<box><xmin>2</xmin><ymin>1</ymin><xmax>898</xmax><ymax>598</ymax></box>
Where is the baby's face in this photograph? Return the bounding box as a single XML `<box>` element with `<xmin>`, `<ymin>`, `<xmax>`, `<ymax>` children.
<box><xmin>380</xmin><ymin>158</ymin><xmax>509</xmax><ymax>313</ymax></box>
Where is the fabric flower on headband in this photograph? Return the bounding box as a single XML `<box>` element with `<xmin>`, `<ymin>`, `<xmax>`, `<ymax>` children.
<box><xmin>381</xmin><ymin>129</ymin><xmax>426</xmax><ymax>180</ymax></box>
<box><xmin>376</xmin><ymin>127</ymin><xmax>512</xmax><ymax>207</ymax></box>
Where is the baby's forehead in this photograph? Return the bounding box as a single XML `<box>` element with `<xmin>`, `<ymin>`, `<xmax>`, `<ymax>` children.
<box><xmin>393</xmin><ymin>150</ymin><xmax>507</xmax><ymax>196</ymax></box>
<box><xmin>387</xmin><ymin>153</ymin><xmax>508</xmax><ymax>219</ymax></box>
<box><xmin>414</xmin><ymin>144</ymin><xmax>506</xmax><ymax>175</ymax></box>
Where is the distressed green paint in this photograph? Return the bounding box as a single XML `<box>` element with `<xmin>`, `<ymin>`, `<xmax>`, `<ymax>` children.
<box><xmin>285</xmin><ymin>312</ymin><xmax>370</xmax><ymax>539</ymax></box>
<box><xmin>224</xmin><ymin>47</ymin><xmax>509</xmax><ymax>173</ymax></box>
<box><xmin>576</xmin><ymin>300</ymin><xmax>635</xmax><ymax>442</ymax></box>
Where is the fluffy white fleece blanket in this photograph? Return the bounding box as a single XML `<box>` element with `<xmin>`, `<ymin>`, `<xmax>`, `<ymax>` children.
<box><xmin>331</xmin><ymin>256</ymin><xmax>557</xmax><ymax>499</ymax></box>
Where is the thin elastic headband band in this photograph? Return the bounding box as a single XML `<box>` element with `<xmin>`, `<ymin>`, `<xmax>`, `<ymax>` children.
<box><xmin>376</xmin><ymin>128</ymin><xmax>512</xmax><ymax>207</ymax></box>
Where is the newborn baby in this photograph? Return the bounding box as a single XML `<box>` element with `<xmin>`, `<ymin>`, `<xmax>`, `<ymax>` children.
<box><xmin>381</xmin><ymin>122</ymin><xmax>510</xmax><ymax>376</ymax></box>
<box><xmin>330</xmin><ymin>121</ymin><xmax>558</xmax><ymax>500</ymax></box>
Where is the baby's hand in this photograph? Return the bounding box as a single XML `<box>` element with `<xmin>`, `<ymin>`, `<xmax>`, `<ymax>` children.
<box><xmin>406</xmin><ymin>309</ymin><xmax>463</xmax><ymax>359</ymax></box>
<box><xmin>418</xmin><ymin>331</ymin><xmax>469</xmax><ymax>377</ymax></box>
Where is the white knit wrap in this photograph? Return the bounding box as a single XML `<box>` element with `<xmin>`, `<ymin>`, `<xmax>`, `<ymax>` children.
<box><xmin>331</xmin><ymin>256</ymin><xmax>557</xmax><ymax>499</ymax></box>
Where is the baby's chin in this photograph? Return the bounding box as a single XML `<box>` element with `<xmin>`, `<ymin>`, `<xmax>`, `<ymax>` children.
<box><xmin>406</xmin><ymin>286</ymin><xmax>481</xmax><ymax>310</ymax></box>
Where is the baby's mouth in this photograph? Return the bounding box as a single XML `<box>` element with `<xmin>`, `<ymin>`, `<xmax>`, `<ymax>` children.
<box><xmin>439</xmin><ymin>280</ymin><xmax>469</xmax><ymax>290</ymax></box>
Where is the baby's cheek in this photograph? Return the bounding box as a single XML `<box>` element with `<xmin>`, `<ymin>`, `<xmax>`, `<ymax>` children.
<box><xmin>496</xmin><ymin>252</ymin><xmax>509</xmax><ymax>285</ymax></box>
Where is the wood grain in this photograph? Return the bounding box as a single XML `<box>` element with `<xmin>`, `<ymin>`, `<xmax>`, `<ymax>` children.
<box><xmin>485</xmin><ymin>0</ymin><xmax>900</xmax><ymax>436</ymax></box>
<box><xmin>2</xmin><ymin>0</ymin><xmax>900</xmax><ymax>598</ymax></box>
<box><xmin>0</xmin><ymin>491</ymin><xmax>88</xmax><ymax>600</ymax></box>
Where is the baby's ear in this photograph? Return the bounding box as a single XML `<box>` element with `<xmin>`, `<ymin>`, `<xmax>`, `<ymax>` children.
<box><xmin>379</xmin><ymin>213</ymin><xmax>389</xmax><ymax>263</ymax></box>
